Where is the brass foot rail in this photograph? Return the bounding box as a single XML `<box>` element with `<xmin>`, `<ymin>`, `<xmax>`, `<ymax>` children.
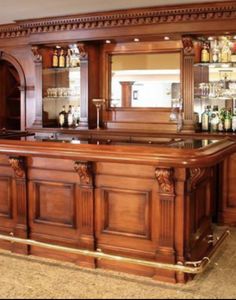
<box><xmin>0</xmin><ymin>229</ymin><xmax>230</xmax><ymax>274</ymax></box>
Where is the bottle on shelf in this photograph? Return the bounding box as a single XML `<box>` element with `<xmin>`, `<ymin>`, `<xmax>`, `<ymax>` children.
<box><xmin>66</xmin><ymin>49</ymin><xmax>71</xmax><ymax>68</ymax></box>
<box><xmin>210</xmin><ymin>105</ymin><xmax>219</xmax><ymax>132</ymax></box>
<box><xmin>224</xmin><ymin>109</ymin><xmax>232</xmax><ymax>131</ymax></box>
<box><xmin>52</xmin><ymin>49</ymin><xmax>59</xmax><ymax>68</ymax></box>
<box><xmin>231</xmin><ymin>42</ymin><xmax>236</xmax><ymax>63</ymax></box>
<box><xmin>67</xmin><ymin>105</ymin><xmax>74</xmax><ymax>127</ymax></box>
<box><xmin>220</xmin><ymin>37</ymin><xmax>231</xmax><ymax>63</ymax></box>
<box><xmin>218</xmin><ymin>108</ymin><xmax>226</xmax><ymax>132</ymax></box>
<box><xmin>58</xmin><ymin>105</ymin><xmax>68</xmax><ymax>128</ymax></box>
<box><xmin>232</xmin><ymin>113</ymin><xmax>236</xmax><ymax>132</ymax></box>
<box><xmin>201</xmin><ymin>106</ymin><xmax>209</xmax><ymax>131</ymax></box>
<box><xmin>59</xmin><ymin>49</ymin><xmax>65</xmax><ymax>68</ymax></box>
<box><xmin>74</xmin><ymin>106</ymin><xmax>80</xmax><ymax>126</ymax></box>
<box><xmin>211</xmin><ymin>40</ymin><xmax>220</xmax><ymax>63</ymax></box>
<box><xmin>201</xmin><ymin>42</ymin><xmax>210</xmax><ymax>63</ymax></box>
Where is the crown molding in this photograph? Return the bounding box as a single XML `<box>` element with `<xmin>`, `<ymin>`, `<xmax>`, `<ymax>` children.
<box><xmin>0</xmin><ymin>1</ymin><xmax>236</xmax><ymax>39</ymax></box>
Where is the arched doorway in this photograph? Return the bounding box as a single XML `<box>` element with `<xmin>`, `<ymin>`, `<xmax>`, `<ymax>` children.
<box><xmin>0</xmin><ymin>52</ymin><xmax>26</xmax><ymax>131</ymax></box>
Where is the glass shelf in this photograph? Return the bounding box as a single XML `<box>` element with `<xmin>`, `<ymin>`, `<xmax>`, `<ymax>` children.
<box><xmin>43</xmin><ymin>96</ymin><xmax>80</xmax><ymax>101</ymax></box>
<box><xmin>194</xmin><ymin>62</ymin><xmax>236</xmax><ymax>68</ymax></box>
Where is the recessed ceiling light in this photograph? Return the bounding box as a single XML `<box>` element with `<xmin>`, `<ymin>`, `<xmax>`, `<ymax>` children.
<box><xmin>134</xmin><ymin>38</ymin><xmax>140</xmax><ymax>42</ymax></box>
<box><xmin>208</xmin><ymin>36</ymin><xmax>214</xmax><ymax>41</ymax></box>
<box><xmin>105</xmin><ymin>40</ymin><xmax>111</xmax><ymax>44</ymax></box>
<box><xmin>56</xmin><ymin>45</ymin><xmax>61</xmax><ymax>49</ymax></box>
<box><xmin>164</xmin><ymin>36</ymin><xmax>170</xmax><ymax>40</ymax></box>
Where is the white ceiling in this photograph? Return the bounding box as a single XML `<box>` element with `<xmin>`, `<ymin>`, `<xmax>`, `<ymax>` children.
<box><xmin>0</xmin><ymin>0</ymin><xmax>223</xmax><ymax>25</ymax></box>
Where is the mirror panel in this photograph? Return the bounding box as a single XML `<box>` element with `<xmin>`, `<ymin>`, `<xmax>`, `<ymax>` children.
<box><xmin>111</xmin><ymin>52</ymin><xmax>181</xmax><ymax>108</ymax></box>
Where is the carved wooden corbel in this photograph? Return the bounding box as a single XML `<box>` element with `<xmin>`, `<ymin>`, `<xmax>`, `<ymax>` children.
<box><xmin>31</xmin><ymin>46</ymin><xmax>42</xmax><ymax>63</ymax></box>
<box><xmin>182</xmin><ymin>36</ymin><xmax>195</xmax><ymax>56</ymax></box>
<box><xmin>77</xmin><ymin>43</ymin><xmax>88</xmax><ymax>60</ymax></box>
<box><xmin>189</xmin><ymin>167</ymin><xmax>207</xmax><ymax>190</ymax></box>
<box><xmin>155</xmin><ymin>168</ymin><xmax>174</xmax><ymax>194</ymax></box>
<box><xmin>8</xmin><ymin>157</ymin><xmax>25</xmax><ymax>178</ymax></box>
<box><xmin>74</xmin><ymin>161</ymin><xmax>93</xmax><ymax>185</ymax></box>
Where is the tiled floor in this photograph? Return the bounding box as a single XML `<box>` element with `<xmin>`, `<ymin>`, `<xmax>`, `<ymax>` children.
<box><xmin>0</xmin><ymin>227</ymin><xmax>235</xmax><ymax>299</ymax></box>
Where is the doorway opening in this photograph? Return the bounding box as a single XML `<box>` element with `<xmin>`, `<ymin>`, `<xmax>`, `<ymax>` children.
<box><xmin>0</xmin><ymin>60</ymin><xmax>21</xmax><ymax>130</ymax></box>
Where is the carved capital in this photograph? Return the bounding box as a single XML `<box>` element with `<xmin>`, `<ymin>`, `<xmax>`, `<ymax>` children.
<box><xmin>182</xmin><ymin>36</ymin><xmax>195</xmax><ymax>56</ymax></box>
<box><xmin>189</xmin><ymin>167</ymin><xmax>207</xmax><ymax>190</ymax></box>
<box><xmin>31</xmin><ymin>46</ymin><xmax>42</xmax><ymax>63</ymax></box>
<box><xmin>74</xmin><ymin>161</ymin><xmax>93</xmax><ymax>185</ymax></box>
<box><xmin>9</xmin><ymin>157</ymin><xmax>25</xmax><ymax>178</ymax></box>
<box><xmin>155</xmin><ymin>168</ymin><xmax>174</xmax><ymax>194</ymax></box>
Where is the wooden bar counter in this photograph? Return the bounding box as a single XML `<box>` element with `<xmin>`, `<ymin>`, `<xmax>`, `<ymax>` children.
<box><xmin>0</xmin><ymin>137</ymin><xmax>235</xmax><ymax>283</ymax></box>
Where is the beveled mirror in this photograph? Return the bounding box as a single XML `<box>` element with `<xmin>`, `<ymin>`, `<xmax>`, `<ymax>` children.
<box><xmin>110</xmin><ymin>52</ymin><xmax>181</xmax><ymax>108</ymax></box>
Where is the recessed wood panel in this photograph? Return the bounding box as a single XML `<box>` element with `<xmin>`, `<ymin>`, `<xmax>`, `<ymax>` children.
<box><xmin>102</xmin><ymin>188</ymin><xmax>150</xmax><ymax>238</ymax></box>
<box><xmin>0</xmin><ymin>177</ymin><xmax>11</xmax><ymax>218</ymax></box>
<box><xmin>34</xmin><ymin>182</ymin><xmax>75</xmax><ymax>227</ymax></box>
<box><xmin>228</xmin><ymin>153</ymin><xmax>236</xmax><ymax>208</ymax></box>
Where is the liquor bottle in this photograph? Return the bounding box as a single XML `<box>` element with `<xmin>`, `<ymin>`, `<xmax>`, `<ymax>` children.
<box><xmin>211</xmin><ymin>40</ymin><xmax>219</xmax><ymax>63</ymax></box>
<box><xmin>201</xmin><ymin>42</ymin><xmax>210</xmax><ymax>63</ymax></box>
<box><xmin>232</xmin><ymin>113</ymin><xmax>236</xmax><ymax>132</ymax></box>
<box><xmin>58</xmin><ymin>105</ymin><xmax>67</xmax><ymax>128</ymax></box>
<box><xmin>59</xmin><ymin>49</ymin><xmax>65</xmax><ymax>68</ymax></box>
<box><xmin>67</xmin><ymin>105</ymin><xmax>74</xmax><ymax>127</ymax></box>
<box><xmin>65</xmin><ymin>49</ymin><xmax>71</xmax><ymax>68</ymax></box>
<box><xmin>52</xmin><ymin>49</ymin><xmax>59</xmax><ymax>68</ymax></box>
<box><xmin>220</xmin><ymin>38</ymin><xmax>231</xmax><ymax>63</ymax></box>
<box><xmin>201</xmin><ymin>107</ymin><xmax>209</xmax><ymax>131</ymax></box>
<box><xmin>231</xmin><ymin>42</ymin><xmax>236</xmax><ymax>63</ymax></box>
<box><xmin>210</xmin><ymin>105</ymin><xmax>219</xmax><ymax>132</ymax></box>
<box><xmin>74</xmin><ymin>106</ymin><xmax>80</xmax><ymax>126</ymax></box>
<box><xmin>224</xmin><ymin>109</ymin><xmax>232</xmax><ymax>131</ymax></box>
<box><xmin>218</xmin><ymin>108</ymin><xmax>225</xmax><ymax>132</ymax></box>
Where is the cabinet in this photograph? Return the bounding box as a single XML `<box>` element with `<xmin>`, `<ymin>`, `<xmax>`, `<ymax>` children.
<box><xmin>193</xmin><ymin>36</ymin><xmax>236</xmax><ymax>132</ymax></box>
<box><xmin>42</xmin><ymin>67</ymin><xmax>81</xmax><ymax>127</ymax></box>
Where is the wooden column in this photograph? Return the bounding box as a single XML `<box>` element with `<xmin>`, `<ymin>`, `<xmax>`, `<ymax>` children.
<box><xmin>120</xmin><ymin>81</ymin><xmax>135</xmax><ymax>107</ymax></box>
<box><xmin>155</xmin><ymin>167</ymin><xmax>176</xmax><ymax>283</ymax></box>
<box><xmin>31</xmin><ymin>46</ymin><xmax>43</xmax><ymax>128</ymax></box>
<box><xmin>79</xmin><ymin>44</ymin><xmax>89</xmax><ymax>128</ymax></box>
<box><xmin>182</xmin><ymin>37</ymin><xmax>195</xmax><ymax>132</ymax></box>
<box><xmin>8</xmin><ymin>156</ymin><xmax>28</xmax><ymax>255</ymax></box>
<box><xmin>74</xmin><ymin>161</ymin><xmax>95</xmax><ymax>268</ymax></box>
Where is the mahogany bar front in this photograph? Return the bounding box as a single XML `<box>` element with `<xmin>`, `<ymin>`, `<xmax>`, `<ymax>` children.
<box><xmin>0</xmin><ymin>137</ymin><xmax>235</xmax><ymax>283</ymax></box>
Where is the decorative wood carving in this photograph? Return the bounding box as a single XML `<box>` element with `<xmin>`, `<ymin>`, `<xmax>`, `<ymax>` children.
<box><xmin>78</xmin><ymin>43</ymin><xmax>88</xmax><ymax>60</ymax></box>
<box><xmin>74</xmin><ymin>161</ymin><xmax>93</xmax><ymax>185</ymax></box>
<box><xmin>8</xmin><ymin>157</ymin><xmax>25</xmax><ymax>178</ymax></box>
<box><xmin>1</xmin><ymin>2</ymin><xmax>236</xmax><ymax>38</ymax></box>
<box><xmin>182</xmin><ymin>36</ymin><xmax>194</xmax><ymax>56</ymax></box>
<box><xmin>155</xmin><ymin>168</ymin><xmax>174</xmax><ymax>194</ymax></box>
<box><xmin>31</xmin><ymin>46</ymin><xmax>42</xmax><ymax>63</ymax></box>
<box><xmin>189</xmin><ymin>167</ymin><xmax>207</xmax><ymax>190</ymax></box>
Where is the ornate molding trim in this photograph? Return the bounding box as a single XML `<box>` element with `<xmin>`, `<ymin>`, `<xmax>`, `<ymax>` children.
<box><xmin>189</xmin><ymin>167</ymin><xmax>207</xmax><ymax>190</ymax></box>
<box><xmin>155</xmin><ymin>168</ymin><xmax>174</xmax><ymax>194</ymax></box>
<box><xmin>1</xmin><ymin>2</ymin><xmax>236</xmax><ymax>38</ymax></box>
<box><xmin>74</xmin><ymin>161</ymin><xmax>93</xmax><ymax>185</ymax></box>
<box><xmin>8</xmin><ymin>157</ymin><xmax>25</xmax><ymax>178</ymax></box>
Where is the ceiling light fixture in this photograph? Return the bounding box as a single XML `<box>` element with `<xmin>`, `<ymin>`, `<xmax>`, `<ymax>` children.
<box><xmin>134</xmin><ymin>38</ymin><xmax>140</xmax><ymax>42</ymax></box>
<box><xmin>106</xmin><ymin>40</ymin><xmax>111</xmax><ymax>44</ymax></box>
